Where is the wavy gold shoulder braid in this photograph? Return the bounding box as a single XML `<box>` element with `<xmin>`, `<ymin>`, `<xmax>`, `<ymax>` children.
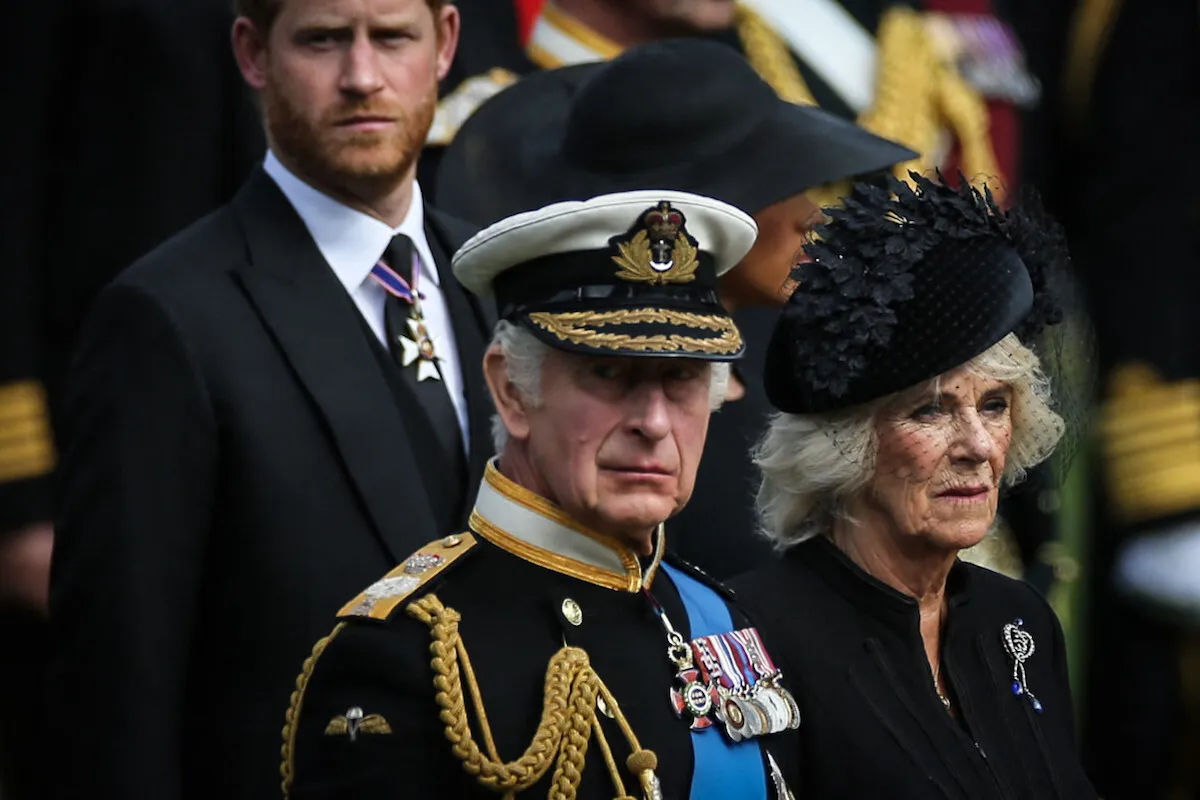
<box><xmin>406</xmin><ymin>594</ymin><xmax>661</xmax><ymax>800</ymax></box>
<box><xmin>732</xmin><ymin>4</ymin><xmax>1002</xmax><ymax>208</ymax></box>
<box><xmin>735</xmin><ymin>5</ymin><xmax>817</xmax><ymax>106</ymax></box>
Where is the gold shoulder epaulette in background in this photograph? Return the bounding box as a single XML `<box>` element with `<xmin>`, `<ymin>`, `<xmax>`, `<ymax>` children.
<box><xmin>735</xmin><ymin>4</ymin><xmax>817</xmax><ymax>106</ymax></box>
<box><xmin>0</xmin><ymin>380</ymin><xmax>55</xmax><ymax>484</ymax></box>
<box><xmin>337</xmin><ymin>532</ymin><xmax>478</xmax><ymax>622</ymax></box>
<box><xmin>425</xmin><ymin>68</ymin><xmax>520</xmax><ymax>148</ymax></box>
<box><xmin>1100</xmin><ymin>363</ymin><xmax>1200</xmax><ymax>524</ymax></box>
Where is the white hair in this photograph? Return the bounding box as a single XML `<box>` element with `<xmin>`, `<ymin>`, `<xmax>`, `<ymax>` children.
<box><xmin>489</xmin><ymin>320</ymin><xmax>732</xmax><ymax>452</ymax></box>
<box><xmin>489</xmin><ymin>321</ymin><xmax>550</xmax><ymax>453</ymax></box>
<box><xmin>754</xmin><ymin>333</ymin><xmax>1065</xmax><ymax>550</ymax></box>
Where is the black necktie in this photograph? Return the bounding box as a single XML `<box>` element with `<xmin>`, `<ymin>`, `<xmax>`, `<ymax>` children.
<box><xmin>379</xmin><ymin>234</ymin><xmax>467</xmax><ymax>484</ymax></box>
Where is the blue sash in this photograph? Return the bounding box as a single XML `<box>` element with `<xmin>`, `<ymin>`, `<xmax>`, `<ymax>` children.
<box><xmin>660</xmin><ymin>562</ymin><xmax>767</xmax><ymax>800</ymax></box>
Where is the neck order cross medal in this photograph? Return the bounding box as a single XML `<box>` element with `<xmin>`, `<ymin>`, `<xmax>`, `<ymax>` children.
<box><xmin>372</xmin><ymin>251</ymin><xmax>441</xmax><ymax>382</ymax></box>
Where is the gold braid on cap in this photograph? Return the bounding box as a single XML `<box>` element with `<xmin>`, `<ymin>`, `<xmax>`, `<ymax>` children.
<box><xmin>406</xmin><ymin>594</ymin><xmax>659</xmax><ymax>800</ymax></box>
<box><xmin>527</xmin><ymin>309</ymin><xmax>742</xmax><ymax>356</ymax></box>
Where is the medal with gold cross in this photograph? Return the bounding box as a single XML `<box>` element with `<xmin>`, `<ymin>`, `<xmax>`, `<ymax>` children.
<box><xmin>371</xmin><ymin>252</ymin><xmax>442</xmax><ymax>382</ymax></box>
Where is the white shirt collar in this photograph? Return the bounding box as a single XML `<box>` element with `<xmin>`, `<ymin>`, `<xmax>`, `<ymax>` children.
<box><xmin>263</xmin><ymin>150</ymin><xmax>441</xmax><ymax>291</ymax></box>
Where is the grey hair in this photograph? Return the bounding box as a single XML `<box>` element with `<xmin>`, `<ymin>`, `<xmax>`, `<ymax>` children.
<box><xmin>489</xmin><ymin>321</ymin><xmax>550</xmax><ymax>453</ymax></box>
<box><xmin>754</xmin><ymin>333</ymin><xmax>1065</xmax><ymax>550</ymax></box>
<box><xmin>488</xmin><ymin>320</ymin><xmax>732</xmax><ymax>452</ymax></box>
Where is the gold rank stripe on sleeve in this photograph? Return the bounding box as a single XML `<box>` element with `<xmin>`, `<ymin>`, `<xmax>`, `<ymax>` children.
<box><xmin>1099</xmin><ymin>363</ymin><xmax>1200</xmax><ymax>523</ymax></box>
<box><xmin>0</xmin><ymin>381</ymin><xmax>56</xmax><ymax>484</ymax></box>
<box><xmin>336</xmin><ymin>533</ymin><xmax>478</xmax><ymax>622</ymax></box>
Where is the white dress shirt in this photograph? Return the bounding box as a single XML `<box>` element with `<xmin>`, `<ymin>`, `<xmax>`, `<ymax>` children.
<box><xmin>263</xmin><ymin>151</ymin><xmax>469</xmax><ymax>445</ymax></box>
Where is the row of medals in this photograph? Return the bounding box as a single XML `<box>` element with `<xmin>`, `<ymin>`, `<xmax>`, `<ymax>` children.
<box><xmin>681</xmin><ymin>672</ymin><xmax>801</xmax><ymax>742</ymax></box>
<box><xmin>671</xmin><ymin>628</ymin><xmax>802</xmax><ymax>743</ymax></box>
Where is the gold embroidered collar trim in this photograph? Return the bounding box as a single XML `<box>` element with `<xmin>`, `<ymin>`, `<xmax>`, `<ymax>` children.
<box><xmin>470</xmin><ymin>460</ymin><xmax>664</xmax><ymax>592</ymax></box>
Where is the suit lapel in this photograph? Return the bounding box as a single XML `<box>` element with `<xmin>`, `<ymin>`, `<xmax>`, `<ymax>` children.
<box><xmin>425</xmin><ymin>207</ymin><xmax>497</xmax><ymax>498</ymax></box>
<box><xmin>229</xmin><ymin>170</ymin><xmax>439</xmax><ymax>562</ymax></box>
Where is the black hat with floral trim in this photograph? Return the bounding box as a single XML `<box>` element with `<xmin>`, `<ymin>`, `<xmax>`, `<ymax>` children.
<box><xmin>764</xmin><ymin>172</ymin><xmax>1073</xmax><ymax>413</ymax></box>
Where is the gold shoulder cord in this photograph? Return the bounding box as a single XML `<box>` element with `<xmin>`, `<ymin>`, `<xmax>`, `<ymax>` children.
<box><xmin>406</xmin><ymin>594</ymin><xmax>661</xmax><ymax>800</ymax></box>
<box><xmin>281</xmin><ymin>623</ymin><xmax>347</xmax><ymax>798</ymax></box>
<box><xmin>1061</xmin><ymin>0</ymin><xmax>1123</xmax><ymax>131</ymax></box>
<box><xmin>735</xmin><ymin>5</ymin><xmax>817</xmax><ymax>106</ymax></box>
<box><xmin>735</xmin><ymin>5</ymin><xmax>1002</xmax><ymax>204</ymax></box>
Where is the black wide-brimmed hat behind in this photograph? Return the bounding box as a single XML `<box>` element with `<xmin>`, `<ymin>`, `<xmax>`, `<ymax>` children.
<box><xmin>435</xmin><ymin>39</ymin><xmax>917</xmax><ymax>226</ymax></box>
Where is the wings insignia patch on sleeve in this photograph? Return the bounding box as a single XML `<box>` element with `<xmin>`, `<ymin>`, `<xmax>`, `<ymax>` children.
<box><xmin>325</xmin><ymin>707</ymin><xmax>393</xmax><ymax>741</ymax></box>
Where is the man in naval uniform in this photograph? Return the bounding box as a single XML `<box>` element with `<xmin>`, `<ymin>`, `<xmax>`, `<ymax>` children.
<box><xmin>282</xmin><ymin>190</ymin><xmax>802</xmax><ymax>798</ymax></box>
<box><xmin>432</xmin><ymin>39</ymin><xmax>916</xmax><ymax>580</ymax></box>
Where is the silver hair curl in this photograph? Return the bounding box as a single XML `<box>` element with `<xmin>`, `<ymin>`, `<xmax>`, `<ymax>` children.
<box><xmin>754</xmin><ymin>333</ymin><xmax>1065</xmax><ymax>549</ymax></box>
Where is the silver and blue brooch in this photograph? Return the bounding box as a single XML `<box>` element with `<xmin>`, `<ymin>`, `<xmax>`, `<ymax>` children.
<box><xmin>1001</xmin><ymin>618</ymin><xmax>1042</xmax><ymax>713</ymax></box>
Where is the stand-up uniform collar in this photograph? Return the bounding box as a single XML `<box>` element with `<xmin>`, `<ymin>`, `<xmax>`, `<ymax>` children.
<box><xmin>469</xmin><ymin>460</ymin><xmax>664</xmax><ymax>592</ymax></box>
<box><xmin>791</xmin><ymin>534</ymin><xmax>974</xmax><ymax>624</ymax></box>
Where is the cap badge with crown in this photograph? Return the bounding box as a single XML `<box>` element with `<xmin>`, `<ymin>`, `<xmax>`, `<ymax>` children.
<box><xmin>611</xmin><ymin>201</ymin><xmax>700</xmax><ymax>285</ymax></box>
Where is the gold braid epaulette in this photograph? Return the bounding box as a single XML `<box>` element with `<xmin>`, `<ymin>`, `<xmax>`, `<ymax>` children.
<box><xmin>406</xmin><ymin>593</ymin><xmax>660</xmax><ymax>800</ymax></box>
<box><xmin>280</xmin><ymin>623</ymin><xmax>346</xmax><ymax>798</ymax></box>
<box><xmin>0</xmin><ymin>381</ymin><xmax>55</xmax><ymax>484</ymax></box>
<box><xmin>1099</xmin><ymin>364</ymin><xmax>1200</xmax><ymax>523</ymax></box>
<box><xmin>734</xmin><ymin>5</ymin><xmax>1003</xmax><ymax>207</ymax></box>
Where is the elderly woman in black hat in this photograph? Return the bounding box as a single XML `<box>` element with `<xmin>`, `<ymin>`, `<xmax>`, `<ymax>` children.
<box><xmin>730</xmin><ymin>174</ymin><xmax>1098</xmax><ymax>799</ymax></box>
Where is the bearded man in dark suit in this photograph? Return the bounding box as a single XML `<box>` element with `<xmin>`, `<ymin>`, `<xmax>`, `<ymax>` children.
<box><xmin>48</xmin><ymin>0</ymin><xmax>495</xmax><ymax>797</ymax></box>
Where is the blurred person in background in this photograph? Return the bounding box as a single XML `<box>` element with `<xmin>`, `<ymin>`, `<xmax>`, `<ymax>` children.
<box><xmin>2</xmin><ymin>0</ymin><xmax>264</xmax><ymax>790</ymax></box>
<box><xmin>1054</xmin><ymin>0</ymin><xmax>1200</xmax><ymax>796</ymax></box>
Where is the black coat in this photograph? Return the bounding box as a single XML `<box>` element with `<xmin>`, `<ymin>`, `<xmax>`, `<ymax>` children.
<box><xmin>49</xmin><ymin>169</ymin><xmax>494</xmax><ymax>800</ymax></box>
<box><xmin>729</xmin><ymin>536</ymin><xmax>1098</xmax><ymax>799</ymax></box>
